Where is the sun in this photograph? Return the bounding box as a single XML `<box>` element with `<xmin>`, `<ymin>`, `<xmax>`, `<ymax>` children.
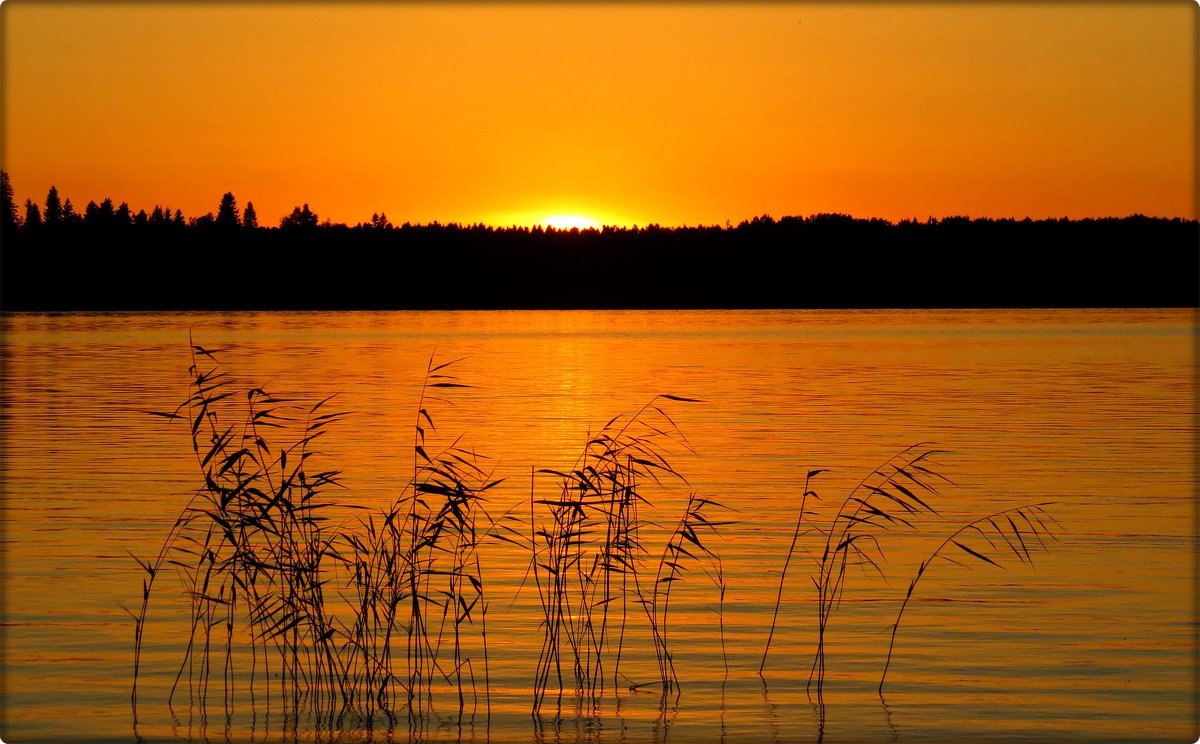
<box><xmin>544</xmin><ymin>214</ymin><xmax>598</xmax><ymax>230</ymax></box>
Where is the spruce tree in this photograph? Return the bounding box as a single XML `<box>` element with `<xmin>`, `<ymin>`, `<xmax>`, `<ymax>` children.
<box><xmin>242</xmin><ymin>201</ymin><xmax>258</xmax><ymax>230</ymax></box>
<box><xmin>216</xmin><ymin>192</ymin><xmax>240</xmax><ymax>229</ymax></box>
<box><xmin>44</xmin><ymin>185</ymin><xmax>63</xmax><ymax>225</ymax></box>
<box><xmin>1</xmin><ymin>171</ymin><xmax>17</xmax><ymax>233</ymax></box>
<box><xmin>23</xmin><ymin>199</ymin><xmax>42</xmax><ymax>229</ymax></box>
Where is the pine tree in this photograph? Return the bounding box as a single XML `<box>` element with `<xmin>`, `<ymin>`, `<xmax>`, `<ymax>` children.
<box><xmin>1</xmin><ymin>171</ymin><xmax>18</xmax><ymax>236</ymax></box>
<box><xmin>44</xmin><ymin>186</ymin><xmax>63</xmax><ymax>225</ymax></box>
<box><xmin>242</xmin><ymin>201</ymin><xmax>258</xmax><ymax>230</ymax></box>
<box><xmin>279</xmin><ymin>203</ymin><xmax>318</xmax><ymax>229</ymax></box>
<box><xmin>23</xmin><ymin>199</ymin><xmax>42</xmax><ymax>229</ymax></box>
<box><xmin>84</xmin><ymin>200</ymin><xmax>102</xmax><ymax>225</ymax></box>
<box><xmin>216</xmin><ymin>191</ymin><xmax>240</xmax><ymax>229</ymax></box>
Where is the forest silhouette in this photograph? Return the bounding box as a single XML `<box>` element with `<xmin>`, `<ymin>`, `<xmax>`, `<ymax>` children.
<box><xmin>1</xmin><ymin>173</ymin><xmax>1196</xmax><ymax>311</ymax></box>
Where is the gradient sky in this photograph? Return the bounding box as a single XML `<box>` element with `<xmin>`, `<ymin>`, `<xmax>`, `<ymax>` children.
<box><xmin>2</xmin><ymin>2</ymin><xmax>1195</xmax><ymax>227</ymax></box>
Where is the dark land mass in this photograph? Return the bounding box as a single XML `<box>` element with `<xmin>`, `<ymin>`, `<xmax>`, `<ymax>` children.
<box><xmin>2</xmin><ymin>210</ymin><xmax>1197</xmax><ymax>311</ymax></box>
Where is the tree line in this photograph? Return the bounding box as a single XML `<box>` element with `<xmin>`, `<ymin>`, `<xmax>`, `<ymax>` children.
<box><xmin>0</xmin><ymin>173</ymin><xmax>334</xmax><ymax>235</ymax></box>
<box><xmin>1</xmin><ymin>172</ymin><xmax>1196</xmax><ymax>310</ymax></box>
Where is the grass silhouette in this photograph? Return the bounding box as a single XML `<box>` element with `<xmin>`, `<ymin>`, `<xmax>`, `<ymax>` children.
<box><xmin>131</xmin><ymin>344</ymin><xmax>1059</xmax><ymax>736</ymax></box>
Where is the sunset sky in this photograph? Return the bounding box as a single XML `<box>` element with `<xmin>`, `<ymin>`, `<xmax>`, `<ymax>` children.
<box><xmin>2</xmin><ymin>2</ymin><xmax>1195</xmax><ymax>228</ymax></box>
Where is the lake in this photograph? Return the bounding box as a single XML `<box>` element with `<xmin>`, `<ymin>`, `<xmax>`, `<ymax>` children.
<box><xmin>1</xmin><ymin>309</ymin><xmax>1195</xmax><ymax>743</ymax></box>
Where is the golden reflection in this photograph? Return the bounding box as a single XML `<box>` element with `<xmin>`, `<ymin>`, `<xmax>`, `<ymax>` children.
<box><xmin>0</xmin><ymin>309</ymin><xmax>1194</xmax><ymax>742</ymax></box>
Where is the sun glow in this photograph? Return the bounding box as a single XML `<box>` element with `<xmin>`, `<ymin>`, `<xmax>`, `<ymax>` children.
<box><xmin>544</xmin><ymin>215</ymin><xmax>598</xmax><ymax>230</ymax></box>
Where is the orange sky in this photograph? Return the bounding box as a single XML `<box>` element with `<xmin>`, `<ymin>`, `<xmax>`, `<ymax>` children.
<box><xmin>2</xmin><ymin>2</ymin><xmax>1195</xmax><ymax>227</ymax></box>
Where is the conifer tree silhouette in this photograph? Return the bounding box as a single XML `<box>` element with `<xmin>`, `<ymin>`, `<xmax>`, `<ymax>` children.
<box><xmin>216</xmin><ymin>192</ymin><xmax>240</xmax><ymax>229</ymax></box>
<box><xmin>243</xmin><ymin>201</ymin><xmax>258</xmax><ymax>230</ymax></box>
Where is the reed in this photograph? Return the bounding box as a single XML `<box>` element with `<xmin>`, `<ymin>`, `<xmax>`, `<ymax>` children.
<box><xmin>131</xmin><ymin>341</ymin><xmax>350</xmax><ymax>728</ymax></box>
<box><xmin>524</xmin><ymin>398</ymin><xmax>686</xmax><ymax>712</ymax></box>
<box><xmin>512</xmin><ymin>394</ymin><xmax>731</xmax><ymax>713</ymax></box>
<box><xmin>650</xmin><ymin>492</ymin><xmax>731</xmax><ymax>691</ymax></box>
<box><xmin>757</xmin><ymin>444</ymin><xmax>1061</xmax><ymax>705</ymax></box>
<box><xmin>330</xmin><ymin>356</ymin><xmax>501</xmax><ymax>722</ymax></box>
<box><xmin>759</xmin><ymin>467</ymin><xmax>825</xmax><ymax>674</ymax></box>
<box><xmin>808</xmin><ymin>445</ymin><xmax>949</xmax><ymax>697</ymax></box>
<box><xmin>878</xmin><ymin>502</ymin><xmax>1061</xmax><ymax>692</ymax></box>
<box><xmin>133</xmin><ymin>347</ymin><xmax>499</xmax><ymax>733</ymax></box>
<box><xmin>133</xmin><ymin>344</ymin><xmax>1058</xmax><ymax>738</ymax></box>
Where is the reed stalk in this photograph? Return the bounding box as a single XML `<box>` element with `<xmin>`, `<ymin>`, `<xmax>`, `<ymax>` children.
<box><xmin>134</xmin><ymin>346</ymin><xmax>498</xmax><ymax>732</ymax></box>
<box><xmin>807</xmin><ymin>445</ymin><xmax>949</xmax><ymax>698</ymax></box>
<box><xmin>759</xmin><ymin>468</ymin><xmax>824</xmax><ymax>674</ymax></box>
<box><xmin>525</xmin><ymin>395</ymin><xmax>716</xmax><ymax>713</ymax></box>
<box><xmin>651</xmin><ymin>492</ymin><xmax>730</xmax><ymax>695</ymax></box>
<box><xmin>878</xmin><ymin>502</ymin><xmax>1060</xmax><ymax>692</ymax></box>
<box><xmin>134</xmin><ymin>344</ymin><xmax>1059</xmax><ymax>738</ymax></box>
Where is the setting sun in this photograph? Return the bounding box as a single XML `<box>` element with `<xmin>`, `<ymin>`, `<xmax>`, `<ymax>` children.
<box><xmin>0</xmin><ymin>2</ymin><xmax>1196</xmax><ymax>743</ymax></box>
<box><xmin>544</xmin><ymin>215</ymin><xmax>598</xmax><ymax>231</ymax></box>
<box><xmin>3</xmin><ymin>3</ymin><xmax>1191</xmax><ymax>226</ymax></box>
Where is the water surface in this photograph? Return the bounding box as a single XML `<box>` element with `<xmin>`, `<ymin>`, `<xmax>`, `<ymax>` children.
<box><xmin>1</xmin><ymin>309</ymin><xmax>1195</xmax><ymax>742</ymax></box>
